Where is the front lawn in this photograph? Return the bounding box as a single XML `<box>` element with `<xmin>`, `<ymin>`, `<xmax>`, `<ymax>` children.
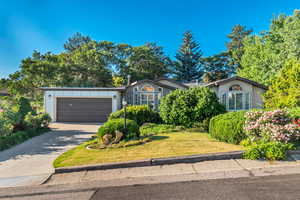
<box><xmin>54</xmin><ymin>129</ymin><xmax>243</xmax><ymax>168</ymax></box>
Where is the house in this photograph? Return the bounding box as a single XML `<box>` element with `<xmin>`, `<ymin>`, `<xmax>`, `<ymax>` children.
<box><xmin>198</xmin><ymin>76</ymin><xmax>268</xmax><ymax>111</ymax></box>
<box><xmin>41</xmin><ymin>79</ymin><xmax>187</xmax><ymax>123</ymax></box>
<box><xmin>41</xmin><ymin>76</ymin><xmax>267</xmax><ymax>123</ymax></box>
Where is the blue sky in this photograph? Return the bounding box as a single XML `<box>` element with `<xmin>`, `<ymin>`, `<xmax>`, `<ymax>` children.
<box><xmin>0</xmin><ymin>0</ymin><xmax>298</xmax><ymax>78</ymax></box>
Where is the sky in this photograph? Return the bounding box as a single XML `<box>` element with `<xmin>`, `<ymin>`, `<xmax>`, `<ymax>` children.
<box><xmin>0</xmin><ymin>0</ymin><xmax>299</xmax><ymax>78</ymax></box>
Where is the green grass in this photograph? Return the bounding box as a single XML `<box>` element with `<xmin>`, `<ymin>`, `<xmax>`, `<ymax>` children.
<box><xmin>54</xmin><ymin>129</ymin><xmax>243</xmax><ymax>168</ymax></box>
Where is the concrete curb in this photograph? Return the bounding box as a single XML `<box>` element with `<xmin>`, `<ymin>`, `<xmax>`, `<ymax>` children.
<box><xmin>55</xmin><ymin>159</ymin><xmax>152</xmax><ymax>173</ymax></box>
<box><xmin>39</xmin><ymin>173</ymin><xmax>54</xmax><ymax>185</ymax></box>
<box><xmin>151</xmin><ymin>151</ymin><xmax>244</xmax><ymax>165</ymax></box>
<box><xmin>288</xmin><ymin>150</ymin><xmax>300</xmax><ymax>155</ymax></box>
<box><xmin>55</xmin><ymin>151</ymin><xmax>245</xmax><ymax>174</ymax></box>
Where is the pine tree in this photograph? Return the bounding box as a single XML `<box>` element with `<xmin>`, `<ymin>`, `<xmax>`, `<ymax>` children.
<box><xmin>226</xmin><ymin>24</ymin><xmax>252</xmax><ymax>70</ymax></box>
<box><xmin>174</xmin><ymin>31</ymin><xmax>203</xmax><ymax>82</ymax></box>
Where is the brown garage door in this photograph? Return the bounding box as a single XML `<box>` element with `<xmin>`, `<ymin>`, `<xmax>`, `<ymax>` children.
<box><xmin>56</xmin><ymin>98</ymin><xmax>112</xmax><ymax>122</ymax></box>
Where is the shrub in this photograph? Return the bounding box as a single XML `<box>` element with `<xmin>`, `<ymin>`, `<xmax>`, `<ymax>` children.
<box><xmin>159</xmin><ymin>87</ymin><xmax>226</xmax><ymax>127</ymax></box>
<box><xmin>244</xmin><ymin>110</ymin><xmax>300</xmax><ymax>143</ymax></box>
<box><xmin>139</xmin><ymin>123</ymin><xmax>184</xmax><ymax>136</ymax></box>
<box><xmin>264</xmin><ymin>59</ymin><xmax>300</xmax><ymax>109</ymax></box>
<box><xmin>0</xmin><ymin>114</ymin><xmax>14</xmax><ymax>136</ymax></box>
<box><xmin>243</xmin><ymin>141</ymin><xmax>295</xmax><ymax>160</ymax></box>
<box><xmin>0</xmin><ymin>97</ymin><xmax>35</xmax><ymax>131</ymax></box>
<box><xmin>98</xmin><ymin>119</ymin><xmax>140</xmax><ymax>141</ymax></box>
<box><xmin>24</xmin><ymin>112</ymin><xmax>52</xmax><ymax>130</ymax></box>
<box><xmin>109</xmin><ymin>105</ymin><xmax>161</xmax><ymax>126</ymax></box>
<box><xmin>209</xmin><ymin>111</ymin><xmax>247</xmax><ymax>144</ymax></box>
<box><xmin>288</xmin><ymin>107</ymin><xmax>300</xmax><ymax>120</ymax></box>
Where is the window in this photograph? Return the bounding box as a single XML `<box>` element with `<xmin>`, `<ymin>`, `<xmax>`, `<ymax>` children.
<box><xmin>228</xmin><ymin>93</ymin><xmax>235</xmax><ymax>110</ymax></box>
<box><xmin>245</xmin><ymin>92</ymin><xmax>250</xmax><ymax>109</ymax></box>
<box><xmin>226</xmin><ymin>85</ymin><xmax>251</xmax><ymax>111</ymax></box>
<box><xmin>221</xmin><ymin>93</ymin><xmax>227</xmax><ymax>106</ymax></box>
<box><xmin>141</xmin><ymin>85</ymin><xmax>154</xmax><ymax>92</ymax></box>
<box><xmin>229</xmin><ymin>85</ymin><xmax>242</xmax><ymax>91</ymax></box>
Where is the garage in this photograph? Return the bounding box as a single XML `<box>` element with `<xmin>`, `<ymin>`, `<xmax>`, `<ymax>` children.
<box><xmin>41</xmin><ymin>87</ymin><xmax>124</xmax><ymax>122</ymax></box>
<box><xmin>56</xmin><ymin>98</ymin><xmax>112</xmax><ymax>122</ymax></box>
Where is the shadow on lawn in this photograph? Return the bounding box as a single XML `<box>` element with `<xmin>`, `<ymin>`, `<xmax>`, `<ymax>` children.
<box><xmin>150</xmin><ymin>135</ymin><xmax>169</xmax><ymax>141</ymax></box>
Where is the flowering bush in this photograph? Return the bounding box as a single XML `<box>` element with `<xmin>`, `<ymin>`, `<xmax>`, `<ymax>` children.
<box><xmin>244</xmin><ymin>110</ymin><xmax>300</xmax><ymax>143</ymax></box>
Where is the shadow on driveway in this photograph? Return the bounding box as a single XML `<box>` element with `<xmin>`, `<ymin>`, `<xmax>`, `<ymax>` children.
<box><xmin>0</xmin><ymin>123</ymin><xmax>99</xmax><ymax>172</ymax></box>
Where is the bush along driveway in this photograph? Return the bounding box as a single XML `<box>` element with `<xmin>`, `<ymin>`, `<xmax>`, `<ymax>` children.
<box><xmin>0</xmin><ymin>123</ymin><xmax>99</xmax><ymax>188</ymax></box>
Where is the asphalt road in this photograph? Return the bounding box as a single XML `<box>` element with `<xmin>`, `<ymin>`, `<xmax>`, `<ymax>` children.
<box><xmin>1</xmin><ymin>174</ymin><xmax>300</xmax><ymax>200</ymax></box>
<box><xmin>92</xmin><ymin>174</ymin><xmax>300</xmax><ymax>200</ymax></box>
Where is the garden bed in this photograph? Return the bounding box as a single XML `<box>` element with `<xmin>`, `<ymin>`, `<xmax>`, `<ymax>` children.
<box><xmin>53</xmin><ymin>129</ymin><xmax>243</xmax><ymax>168</ymax></box>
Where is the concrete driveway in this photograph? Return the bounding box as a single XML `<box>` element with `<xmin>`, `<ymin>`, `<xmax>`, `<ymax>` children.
<box><xmin>0</xmin><ymin>123</ymin><xmax>100</xmax><ymax>188</ymax></box>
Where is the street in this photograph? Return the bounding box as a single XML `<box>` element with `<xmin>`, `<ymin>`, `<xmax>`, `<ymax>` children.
<box><xmin>1</xmin><ymin>174</ymin><xmax>300</xmax><ymax>199</ymax></box>
<box><xmin>92</xmin><ymin>174</ymin><xmax>300</xmax><ymax>200</ymax></box>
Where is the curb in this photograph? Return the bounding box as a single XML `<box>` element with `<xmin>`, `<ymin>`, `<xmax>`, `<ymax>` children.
<box><xmin>288</xmin><ymin>150</ymin><xmax>300</xmax><ymax>155</ymax></box>
<box><xmin>55</xmin><ymin>159</ymin><xmax>152</xmax><ymax>173</ymax></box>
<box><xmin>39</xmin><ymin>173</ymin><xmax>54</xmax><ymax>185</ymax></box>
<box><xmin>151</xmin><ymin>151</ymin><xmax>244</xmax><ymax>165</ymax></box>
<box><xmin>55</xmin><ymin>151</ymin><xmax>244</xmax><ymax>174</ymax></box>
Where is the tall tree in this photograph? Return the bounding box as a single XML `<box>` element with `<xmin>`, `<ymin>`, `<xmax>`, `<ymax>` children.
<box><xmin>174</xmin><ymin>31</ymin><xmax>203</xmax><ymax>82</ymax></box>
<box><xmin>202</xmin><ymin>52</ymin><xmax>234</xmax><ymax>83</ymax></box>
<box><xmin>127</xmin><ymin>43</ymin><xmax>171</xmax><ymax>81</ymax></box>
<box><xmin>64</xmin><ymin>32</ymin><xmax>92</xmax><ymax>52</ymax></box>
<box><xmin>238</xmin><ymin>10</ymin><xmax>300</xmax><ymax>85</ymax></box>
<box><xmin>226</xmin><ymin>24</ymin><xmax>252</xmax><ymax>70</ymax></box>
<box><xmin>264</xmin><ymin>59</ymin><xmax>300</xmax><ymax>108</ymax></box>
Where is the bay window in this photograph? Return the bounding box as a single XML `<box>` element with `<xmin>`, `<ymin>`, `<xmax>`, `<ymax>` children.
<box><xmin>222</xmin><ymin>85</ymin><xmax>250</xmax><ymax>111</ymax></box>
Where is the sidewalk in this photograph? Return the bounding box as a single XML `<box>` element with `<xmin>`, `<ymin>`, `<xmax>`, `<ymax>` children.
<box><xmin>45</xmin><ymin>153</ymin><xmax>300</xmax><ymax>186</ymax></box>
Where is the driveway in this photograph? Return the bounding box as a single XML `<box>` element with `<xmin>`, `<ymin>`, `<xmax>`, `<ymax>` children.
<box><xmin>0</xmin><ymin>123</ymin><xmax>100</xmax><ymax>188</ymax></box>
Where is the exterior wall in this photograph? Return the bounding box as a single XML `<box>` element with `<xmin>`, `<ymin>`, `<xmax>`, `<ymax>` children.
<box><xmin>210</xmin><ymin>80</ymin><xmax>266</xmax><ymax>110</ymax></box>
<box><xmin>157</xmin><ymin>80</ymin><xmax>186</xmax><ymax>90</ymax></box>
<box><xmin>252</xmin><ymin>87</ymin><xmax>265</xmax><ymax>109</ymax></box>
<box><xmin>44</xmin><ymin>90</ymin><xmax>121</xmax><ymax>122</ymax></box>
<box><xmin>125</xmin><ymin>82</ymin><xmax>174</xmax><ymax>109</ymax></box>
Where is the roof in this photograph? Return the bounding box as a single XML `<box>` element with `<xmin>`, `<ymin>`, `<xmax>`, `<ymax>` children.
<box><xmin>204</xmin><ymin>76</ymin><xmax>268</xmax><ymax>90</ymax></box>
<box><xmin>129</xmin><ymin>79</ymin><xmax>178</xmax><ymax>90</ymax></box>
<box><xmin>40</xmin><ymin>87</ymin><xmax>126</xmax><ymax>91</ymax></box>
<box><xmin>154</xmin><ymin>78</ymin><xmax>189</xmax><ymax>89</ymax></box>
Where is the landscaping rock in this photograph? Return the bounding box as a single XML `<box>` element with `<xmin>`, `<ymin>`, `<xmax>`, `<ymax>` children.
<box><xmin>102</xmin><ymin>134</ymin><xmax>113</xmax><ymax>145</ymax></box>
<box><xmin>112</xmin><ymin>131</ymin><xmax>123</xmax><ymax>144</ymax></box>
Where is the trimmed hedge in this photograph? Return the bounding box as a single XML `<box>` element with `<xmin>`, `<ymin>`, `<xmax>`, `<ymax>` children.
<box><xmin>109</xmin><ymin>105</ymin><xmax>161</xmax><ymax>126</ymax></box>
<box><xmin>209</xmin><ymin>111</ymin><xmax>247</xmax><ymax>144</ymax></box>
<box><xmin>98</xmin><ymin>118</ymin><xmax>140</xmax><ymax>141</ymax></box>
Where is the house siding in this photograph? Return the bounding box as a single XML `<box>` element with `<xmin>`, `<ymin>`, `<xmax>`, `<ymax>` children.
<box><xmin>209</xmin><ymin>80</ymin><xmax>265</xmax><ymax>110</ymax></box>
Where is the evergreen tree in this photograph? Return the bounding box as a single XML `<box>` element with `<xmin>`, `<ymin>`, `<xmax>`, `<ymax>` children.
<box><xmin>174</xmin><ymin>31</ymin><xmax>203</xmax><ymax>82</ymax></box>
<box><xmin>226</xmin><ymin>24</ymin><xmax>252</xmax><ymax>70</ymax></box>
<box><xmin>202</xmin><ymin>52</ymin><xmax>234</xmax><ymax>83</ymax></box>
<box><xmin>64</xmin><ymin>32</ymin><xmax>91</xmax><ymax>52</ymax></box>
